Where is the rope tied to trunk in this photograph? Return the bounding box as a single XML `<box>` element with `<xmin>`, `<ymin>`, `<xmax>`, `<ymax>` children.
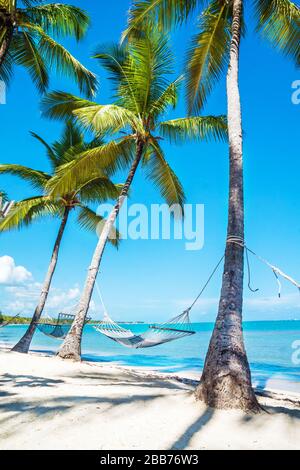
<box><xmin>226</xmin><ymin>235</ymin><xmax>300</xmax><ymax>298</ymax></box>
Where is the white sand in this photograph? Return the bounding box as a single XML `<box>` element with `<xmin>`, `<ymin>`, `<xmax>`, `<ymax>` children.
<box><xmin>0</xmin><ymin>350</ymin><xmax>300</xmax><ymax>450</ymax></box>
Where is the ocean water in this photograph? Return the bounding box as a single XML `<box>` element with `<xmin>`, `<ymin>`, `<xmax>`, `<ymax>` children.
<box><xmin>1</xmin><ymin>321</ymin><xmax>300</xmax><ymax>392</ymax></box>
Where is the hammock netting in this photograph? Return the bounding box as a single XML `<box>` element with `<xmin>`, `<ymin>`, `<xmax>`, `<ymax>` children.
<box><xmin>35</xmin><ymin>313</ymin><xmax>91</xmax><ymax>339</ymax></box>
<box><xmin>94</xmin><ymin>309</ymin><xmax>195</xmax><ymax>349</ymax></box>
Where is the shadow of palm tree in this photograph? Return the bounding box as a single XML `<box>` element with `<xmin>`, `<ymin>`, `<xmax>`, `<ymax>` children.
<box><xmin>0</xmin><ymin>373</ymin><xmax>64</xmax><ymax>388</ymax></box>
<box><xmin>170</xmin><ymin>407</ymin><xmax>214</xmax><ymax>450</ymax></box>
<box><xmin>70</xmin><ymin>372</ymin><xmax>192</xmax><ymax>391</ymax></box>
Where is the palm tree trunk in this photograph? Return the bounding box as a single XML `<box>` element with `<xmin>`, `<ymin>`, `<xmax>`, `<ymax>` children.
<box><xmin>58</xmin><ymin>141</ymin><xmax>144</xmax><ymax>360</ymax></box>
<box><xmin>195</xmin><ymin>0</ymin><xmax>260</xmax><ymax>412</ymax></box>
<box><xmin>0</xmin><ymin>9</ymin><xmax>14</xmax><ymax>67</ymax></box>
<box><xmin>11</xmin><ymin>207</ymin><xmax>70</xmax><ymax>353</ymax></box>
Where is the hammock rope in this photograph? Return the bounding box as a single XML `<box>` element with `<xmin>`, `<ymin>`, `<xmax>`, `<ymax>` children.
<box><xmin>94</xmin><ymin>237</ymin><xmax>300</xmax><ymax>349</ymax></box>
<box><xmin>35</xmin><ymin>312</ymin><xmax>91</xmax><ymax>340</ymax></box>
<box><xmin>35</xmin><ymin>313</ymin><xmax>76</xmax><ymax>339</ymax></box>
<box><xmin>93</xmin><ymin>258</ymin><xmax>225</xmax><ymax>349</ymax></box>
<box><xmin>227</xmin><ymin>236</ymin><xmax>300</xmax><ymax>298</ymax></box>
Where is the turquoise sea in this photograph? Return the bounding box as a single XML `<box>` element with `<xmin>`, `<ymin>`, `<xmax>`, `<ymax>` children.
<box><xmin>1</xmin><ymin>320</ymin><xmax>300</xmax><ymax>392</ymax></box>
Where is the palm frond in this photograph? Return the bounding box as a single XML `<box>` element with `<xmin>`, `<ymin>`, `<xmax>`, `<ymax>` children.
<box><xmin>77</xmin><ymin>205</ymin><xmax>120</xmax><ymax>247</ymax></box>
<box><xmin>127</xmin><ymin>30</ymin><xmax>175</xmax><ymax>113</ymax></box>
<box><xmin>93</xmin><ymin>43</ymin><xmax>141</xmax><ymax>114</ymax></box>
<box><xmin>74</xmin><ymin>104</ymin><xmax>143</xmax><ymax>135</ymax></box>
<box><xmin>16</xmin><ymin>20</ymin><xmax>97</xmax><ymax>97</ymax></box>
<box><xmin>160</xmin><ymin>115</ymin><xmax>227</xmax><ymax>143</ymax></box>
<box><xmin>36</xmin><ymin>29</ymin><xmax>97</xmax><ymax>97</ymax></box>
<box><xmin>41</xmin><ymin>91</ymin><xmax>96</xmax><ymax>120</ymax></box>
<box><xmin>30</xmin><ymin>131</ymin><xmax>59</xmax><ymax>169</ymax></box>
<box><xmin>255</xmin><ymin>0</ymin><xmax>300</xmax><ymax>66</ymax></box>
<box><xmin>93</xmin><ymin>43</ymin><xmax>129</xmax><ymax>88</ymax></box>
<box><xmin>20</xmin><ymin>4</ymin><xmax>90</xmax><ymax>41</ymax></box>
<box><xmin>186</xmin><ymin>0</ymin><xmax>232</xmax><ymax>114</ymax></box>
<box><xmin>0</xmin><ymin>190</ymin><xmax>8</xmax><ymax>205</ymax></box>
<box><xmin>145</xmin><ymin>138</ymin><xmax>185</xmax><ymax>212</ymax></box>
<box><xmin>0</xmin><ymin>163</ymin><xmax>51</xmax><ymax>190</ymax></box>
<box><xmin>0</xmin><ymin>196</ymin><xmax>63</xmax><ymax>232</ymax></box>
<box><xmin>11</xmin><ymin>30</ymin><xmax>49</xmax><ymax>93</ymax></box>
<box><xmin>76</xmin><ymin>176</ymin><xmax>121</xmax><ymax>203</ymax></box>
<box><xmin>123</xmin><ymin>0</ymin><xmax>202</xmax><ymax>40</ymax></box>
<box><xmin>149</xmin><ymin>75</ymin><xmax>182</xmax><ymax>116</ymax></box>
<box><xmin>20</xmin><ymin>0</ymin><xmax>44</xmax><ymax>7</ymax></box>
<box><xmin>0</xmin><ymin>51</ymin><xmax>14</xmax><ymax>85</ymax></box>
<box><xmin>51</xmin><ymin>119</ymin><xmax>83</xmax><ymax>164</ymax></box>
<box><xmin>46</xmin><ymin>139</ymin><xmax>134</xmax><ymax>197</ymax></box>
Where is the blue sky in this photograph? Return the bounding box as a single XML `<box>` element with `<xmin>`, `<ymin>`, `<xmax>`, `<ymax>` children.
<box><xmin>0</xmin><ymin>0</ymin><xmax>300</xmax><ymax>322</ymax></box>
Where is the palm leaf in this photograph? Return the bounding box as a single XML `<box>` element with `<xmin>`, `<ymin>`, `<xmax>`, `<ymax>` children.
<box><xmin>0</xmin><ymin>196</ymin><xmax>63</xmax><ymax>232</ymax></box>
<box><xmin>145</xmin><ymin>138</ymin><xmax>185</xmax><ymax>212</ymax></box>
<box><xmin>77</xmin><ymin>205</ymin><xmax>120</xmax><ymax>247</ymax></box>
<box><xmin>0</xmin><ymin>51</ymin><xmax>13</xmax><ymax>84</ymax></box>
<box><xmin>11</xmin><ymin>30</ymin><xmax>49</xmax><ymax>93</ymax></box>
<box><xmin>74</xmin><ymin>104</ymin><xmax>143</xmax><ymax>135</ymax></box>
<box><xmin>160</xmin><ymin>115</ymin><xmax>227</xmax><ymax>143</ymax></box>
<box><xmin>94</xmin><ymin>43</ymin><xmax>141</xmax><ymax>114</ymax></box>
<box><xmin>76</xmin><ymin>176</ymin><xmax>121</xmax><ymax>203</ymax></box>
<box><xmin>41</xmin><ymin>91</ymin><xmax>96</xmax><ymax>120</ymax></box>
<box><xmin>123</xmin><ymin>0</ymin><xmax>202</xmax><ymax>40</ymax></box>
<box><xmin>93</xmin><ymin>43</ymin><xmax>129</xmax><ymax>89</ymax></box>
<box><xmin>0</xmin><ymin>163</ymin><xmax>51</xmax><ymax>190</ymax></box>
<box><xmin>37</xmin><ymin>30</ymin><xmax>97</xmax><ymax>97</ymax></box>
<box><xmin>149</xmin><ymin>75</ymin><xmax>182</xmax><ymax>116</ymax></box>
<box><xmin>20</xmin><ymin>4</ymin><xmax>90</xmax><ymax>41</ymax></box>
<box><xmin>51</xmin><ymin>119</ymin><xmax>84</xmax><ymax>164</ymax></box>
<box><xmin>30</xmin><ymin>131</ymin><xmax>59</xmax><ymax>169</ymax></box>
<box><xmin>21</xmin><ymin>1</ymin><xmax>45</xmax><ymax>7</ymax></box>
<box><xmin>255</xmin><ymin>0</ymin><xmax>300</xmax><ymax>66</ymax></box>
<box><xmin>186</xmin><ymin>0</ymin><xmax>232</xmax><ymax>113</ymax></box>
<box><xmin>46</xmin><ymin>139</ymin><xmax>134</xmax><ymax>197</ymax></box>
<box><xmin>128</xmin><ymin>30</ymin><xmax>175</xmax><ymax>113</ymax></box>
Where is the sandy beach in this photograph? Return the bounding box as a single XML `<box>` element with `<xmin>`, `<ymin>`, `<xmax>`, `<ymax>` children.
<box><xmin>0</xmin><ymin>350</ymin><xmax>300</xmax><ymax>450</ymax></box>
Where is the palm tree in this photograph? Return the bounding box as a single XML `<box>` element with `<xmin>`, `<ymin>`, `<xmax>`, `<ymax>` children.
<box><xmin>41</xmin><ymin>29</ymin><xmax>227</xmax><ymax>361</ymax></box>
<box><xmin>0</xmin><ymin>120</ymin><xmax>121</xmax><ymax>353</ymax></box>
<box><xmin>124</xmin><ymin>0</ymin><xmax>300</xmax><ymax>412</ymax></box>
<box><xmin>0</xmin><ymin>0</ymin><xmax>96</xmax><ymax>95</ymax></box>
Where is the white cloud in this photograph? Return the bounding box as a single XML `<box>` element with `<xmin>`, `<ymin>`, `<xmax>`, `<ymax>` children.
<box><xmin>2</xmin><ymin>281</ymin><xmax>82</xmax><ymax>316</ymax></box>
<box><xmin>0</xmin><ymin>256</ymin><xmax>32</xmax><ymax>285</ymax></box>
<box><xmin>46</xmin><ymin>286</ymin><xmax>81</xmax><ymax>309</ymax></box>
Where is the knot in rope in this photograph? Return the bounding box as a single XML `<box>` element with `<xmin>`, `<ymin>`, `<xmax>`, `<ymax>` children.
<box><xmin>226</xmin><ymin>235</ymin><xmax>245</xmax><ymax>246</ymax></box>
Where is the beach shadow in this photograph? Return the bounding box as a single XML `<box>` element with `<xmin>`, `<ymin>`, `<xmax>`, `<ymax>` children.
<box><xmin>0</xmin><ymin>373</ymin><xmax>64</xmax><ymax>388</ymax></box>
<box><xmin>170</xmin><ymin>407</ymin><xmax>214</xmax><ymax>450</ymax></box>
<box><xmin>263</xmin><ymin>404</ymin><xmax>300</xmax><ymax>420</ymax></box>
<box><xmin>71</xmin><ymin>372</ymin><xmax>192</xmax><ymax>391</ymax></box>
<box><xmin>0</xmin><ymin>389</ymin><xmax>168</xmax><ymax>441</ymax></box>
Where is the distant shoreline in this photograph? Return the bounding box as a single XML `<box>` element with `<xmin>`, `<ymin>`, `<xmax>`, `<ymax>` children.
<box><xmin>2</xmin><ymin>318</ymin><xmax>300</xmax><ymax>326</ymax></box>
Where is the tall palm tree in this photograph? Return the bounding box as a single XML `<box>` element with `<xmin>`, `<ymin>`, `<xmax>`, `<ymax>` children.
<box><xmin>0</xmin><ymin>120</ymin><xmax>121</xmax><ymax>353</ymax></box>
<box><xmin>41</xmin><ymin>29</ymin><xmax>227</xmax><ymax>360</ymax></box>
<box><xmin>124</xmin><ymin>0</ymin><xmax>300</xmax><ymax>412</ymax></box>
<box><xmin>0</xmin><ymin>0</ymin><xmax>96</xmax><ymax>95</ymax></box>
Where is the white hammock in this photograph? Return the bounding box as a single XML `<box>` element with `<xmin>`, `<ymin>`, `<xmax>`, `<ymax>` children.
<box><xmin>93</xmin><ymin>241</ymin><xmax>300</xmax><ymax>349</ymax></box>
<box><xmin>94</xmin><ymin>310</ymin><xmax>195</xmax><ymax>349</ymax></box>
